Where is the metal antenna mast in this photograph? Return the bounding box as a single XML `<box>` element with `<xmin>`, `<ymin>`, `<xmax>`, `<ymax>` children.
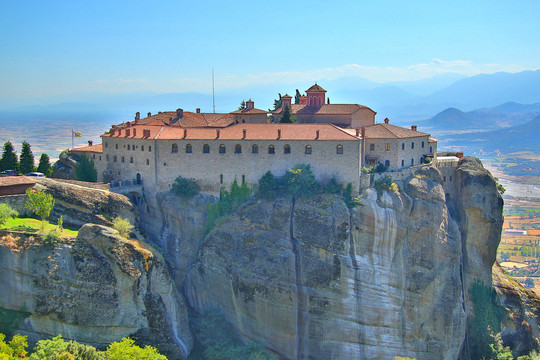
<box><xmin>212</xmin><ymin>69</ymin><xmax>216</xmax><ymax>113</ymax></box>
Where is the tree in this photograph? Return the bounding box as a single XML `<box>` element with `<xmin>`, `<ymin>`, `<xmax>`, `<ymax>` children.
<box><xmin>0</xmin><ymin>203</ymin><xmax>18</xmax><ymax>228</ymax></box>
<box><xmin>112</xmin><ymin>217</ymin><xmax>134</xmax><ymax>238</ymax></box>
<box><xmin>75</xmin><ymin>154</ymin><xmax>97</xmax><ymax>182</ymax></box>
<box><xmin>282</xmin><ymin>164</ymin><xmax>320</xmax><ymax>199</ymax></box>
<box><xmin>294</xmin><ymin>89</ymin><xmax>301</xmax><ymax>104</ymax></box>
<box><xmin>238</xmin><ymin>100</ymin><xmax>246</xmax><ymax>110</ymax></box>
<box><xmin>37</xmin><ymin>153</ymin><xmax>53</xmax><ymax>176</ymax></box>
<box><xmin>172</xmin><ymin>176</ymin><xmax>200</xmax><ymax>200</ymax></box>
<box><xmin>0</xmin><ymin>141</ymin><xmax>18</xmax><ymax>172</ymax></box>
<box><xmin>25</xmin><ymin>187</ymin><xmax>55</xmax><ymax>231</ymax></box>
<box><xmin>19</xmin><ymin>141</ymin><xmax>35</xmax><ymax>174</ymax></box>
<box><xmin>257</xmin><ymin>171</ymin><xmax>280</xmax><ymax>201</ymax></box>
<box><xmin>278</xmin><ymin>105</ymin><xmax>295</xmax><ymax>123</ymax></box>
<box><xmin>106</xmin><ymin>337</ymin><xmax>167</xmax><ymax>360</ymax></box>
<box><xmin>0</xmin><ymin>332</ymin><xmax>28</xmax><ymax>358</ymax></box>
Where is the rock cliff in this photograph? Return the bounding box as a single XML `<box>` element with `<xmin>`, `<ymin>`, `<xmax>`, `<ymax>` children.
<box><xmin>0</xmin><ymin>224</ymin><xmax>192</xmax><ymax>359</ymax></box>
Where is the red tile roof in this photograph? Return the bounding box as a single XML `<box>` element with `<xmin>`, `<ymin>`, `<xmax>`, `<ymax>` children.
<box><xmin>72</xmin><ymin>144</ymin><xmax>103</xmax><ymax>153</ymax></box>
<box><xmin>118</xmin><ymin>111</ymin><xmax>235</xmax><ymax>128</ymax></box>
<box><xmin>363</xmin><ymin>123</ymin><xmax>429</xmax><ymax>139</ymax></box>
<box><xmin>273</xmin><ymin>104</ymin><xmax>374</xmax><ymax>115</ymax></box>
<box><xmin>0</xmin><ymin>176</ymin><xmax>36</xmax><ymax>187</ymax></box>
<box><xmin>306</xmin><ymin>84</ymin><xmax>326</xmax><ymax>93</ymax></box>
<box><xmin>230</xmin><ymin>108</ymin><xmax>268</xmax><ymax>115</ymax></box>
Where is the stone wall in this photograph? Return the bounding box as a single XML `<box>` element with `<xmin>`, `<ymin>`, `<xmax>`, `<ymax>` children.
<box><xmin>364</xmin><ymin>135</ymin><xmax>432</xmax><ymax>171</ymax></box>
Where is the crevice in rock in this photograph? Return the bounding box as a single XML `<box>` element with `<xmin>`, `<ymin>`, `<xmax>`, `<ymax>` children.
<box><xmin>348</xmin><ymin>209</ymin><xmax>364</xmax><ymax>357</ymax></box>
<box><xmin>289</xmin><ymin>196</ymin><xmax>305</xmax><ymax>359</ymax></box>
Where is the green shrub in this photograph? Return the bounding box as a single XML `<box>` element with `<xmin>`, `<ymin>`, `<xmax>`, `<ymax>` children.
<box><xmin>44</xmin><ymin>230</ymin><xmax>60</xmax><ymax>245</ymax></box>
<box><xmin>256</xmin><ymin>171</ymin><xmax>280</xmax><ymax>201</ymax></box>
<box><xmin>0</xmin><ymin>203</ymin><xmax>18</xmax><ymax>228</ymax></box>
<box><xmin>24</xmin><ymin>187</ymin><xmax>55</xmax><ymax>232</ymax></box>
<box><xmin>282</xmin><ymin>164</ymin><xmax>320</xmax><ymax>199</ymax></box>
<box><xmin>172</xmin><ymin>175</ymin><xmax>200</xmax><ymax>199</ymax></box>
<box><xmin>112</xmin><ymin>217</ymin><xmax>134</xmax><ymax>238</ymax></box>
<box><xmin>106</xmin><ymin>338</ymin><xmax>166</xmax><ymax>360</ymax></box>
<box><xmin>0</xmin><ymin>332</ymin><xmax>28</xmax><ymax>358</ymax></box>
<box><xmin>323</xmin><ymin>177</ymin><xmax>343</xmax><ymax>194</ymax></box>
<box><xmin>374</xmin><ymin>163</ymin><xmax>388</xmax><ymax>173</ymax></box>
<box><xmin>75</xmin><ymin>154</ymin><xmax>97</xmax><ymax>182</ymax></box>
<box><xmin>373</xmin><ymin>175</ymin><xmax>393</xmax><ymax>196</ymax></box>
<box><xmin>0</xmin><ymin>307</ymin><xmax>30</xmax><ymax>337</ymax></box>
<box><xmin>343</xmin><ymin>183</ymin><xmax>354</xmax><ymax>208</ymax></box>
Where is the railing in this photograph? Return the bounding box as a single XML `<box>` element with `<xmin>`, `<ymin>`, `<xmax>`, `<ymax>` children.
<box><xmin>110</xmin><ymin>179</ymin><xmax>143</xmax><ymax>189</ymax></box>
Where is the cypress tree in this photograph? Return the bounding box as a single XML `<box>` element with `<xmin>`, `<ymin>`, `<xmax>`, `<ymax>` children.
<box><xmin>75</xmin><ymin>154</ymin><xmax>97</xmax><ymax>182</ymax></box>
<box><xmin>279</xmin><ymin>105</ymin><xmax>295</xmax><ymax>123</ymax></box>
<box><xmin>19</xmin><ymin>141</ymin><xmax>35</xmax><ymax>174</ymax></box>
<box><xmin>0</xmin><ymin>141</ymin><xmax>18</xmax><ymax>172</ymax></box>
<box><xmin>37</xmin><ymin>153</ymin><xmax>52</xmax><ymax>176</ymax></box>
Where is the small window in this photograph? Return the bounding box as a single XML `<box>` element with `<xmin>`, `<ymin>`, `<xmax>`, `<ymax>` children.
<box><xmin>146</xmin><ymin>159</ymin><xmax>149</xmax><ymax>165</ymax></box>
<box><xmin>385</xmin><ymin>160</ymin><xmax>390</xmax><ymax>167</ymax></box>
<box><xmin>305</xmin><ymin>145</ymin><xmax>312</xmax><ymax>154</ymax></box>
<box><xmin>203</xmin><ymin>144</ymin><xmax>210</xmax><ymax>153</ymax></box>
<box><xmin>149</xmin><ymin>145</ymin><xmax>152</xmax><ymax>152</ymax></box>
<box><xmin>284</xmin><ymin>144</ymin><xmax>291</xmax><ymax>154</ymax></box>
<box><xmin>252</xmin><ymin>144</ymin><xmax>258</xmax><ymax>154</ymax></box>
<box><xmin>114</xmin><ymin>156</ymin><xmax>117</xmax><ymax>162</ymax></box>
<box><xmin>336</xmin><ymin>145</ymin><xmax>343</xmax><ymax>154</ymax></box>
<box><xmin>141</xmin><ymin>145</ymin><xmax>144</xmax><ymax>151</ymax></box>
<box><xmin>186</xmin><ymin>144</ymin><xmax>192</xmax><ymax>153</ymax></box>
<box><xmin>99</xmin><ymin>156</ymin><xmax>102</xmax><ymax>161</ymax></box>
<box><xmin>93</xmin><ymin>154</ymin><xmax>95</xmax><ymax>159</ymax></box>
<box><xmin>430</xmin><ymin>146</ymin><xmax>433</xmax><ymax>153</ymax></box>
<box><xmin>411</xmin><ymin>142</ymin><xmax>414</xmax><ymax>149</ymax></box>
<box><xmin>422</xmin><ymin>141</ymin><xmax>425</xmax><ymax>148</ymax></box>
<box><xmin>130</xmin><ymin>157</ymin><xmax>133</xmax><ymax>163</ymax></box>
<box><xmin>220</xmin><ymin>174</ymin><xmax>223</xmax><ymax>184</ymax></box>
<box><xmin>268</xmin><ymin>145</ymin><xmax>275</xmax><ymax>154</ymax></box>
<box><xmin>401</xmin><ymin>159</ymin><xmax>404</xmax><ymax>167</ymax></box>
<box><xmin>450</xmin><ymin>176</ymin><xmax>452</xmax><ymax>182</ymax></box>
<box><xmin>385</xmin><ymin>143</ymin><xmax>390</xmax><ymax>151</ymax></box>
<box><xmin>115</xmin><ymin>144</ymin><xmax>118</xmax><ymax>149</ymax></box>
<box><xmin>127</xmin><ymin>145</ymin><xmax>130</xmax><ymax>150</ymax></box>
<box><xmin>242</xmin><ymin>175</ymin><xmax>245</xmax><ymax>184</ymax></box>
<box><xmin>121</xmin><ymin>156</ymin><xmax>125</xmax><ymax>163</ymax></box>
<box><xmin>402</xmin><ymin>143</ymin><xmax>404</xmax><ymax>150</ymax></box>
<box><xmin>235</xmin><ymin>144</ymin><xmax>242</xmax><ymax>154</ymax></box>
<box><xmin>106</xmin><ymin>155</ymin><xmax>110</xmax><ymax>161</ymax></box>
<box><xmin>172</xmin><ymin>144</ymin><xmax>178</xmax><ymax>153</ymax></box>
<box><xmin>105</xmin><ymin>142</ymin><xmax>108</xmax><ymax>148</ymax></box>
<box><xmin>219</xmin><ymin>144</ymin><xmax>226</xmax><ymax>154</ymax></box>
<box><xmin>370</xmin><ymin>144</ymin><xmax>375</xmax><ymax>151</ymax></box>
<box><xmin>411</xmin><ymin>158</ymin><xmax>414</xmax><ymax>165</ymax></box>
<box><xmin>444</xmin><ymin>176</ymin><xmax>446</xmax><ymax>181</ymax></box>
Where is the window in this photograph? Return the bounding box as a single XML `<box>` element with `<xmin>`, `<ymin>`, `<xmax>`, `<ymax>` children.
<box><xmin>220</xmin><ymin>174</ymin><xmax>223</xmax><ymax>184</ymax></box>
<box><xmin>130</xmin><ymin>157</ymin><xmax>133</xmax><ymax>163</ymax></box>
<box><xmin>284</xmin><ymin>144</ymin><xmax>291</xmax><ymax>154</ymax></box>
<box><xmin>450</xmin><ymin>176</ymin><xmax>452</xmax><ymax>182</ymax></box>
<box><xmin>401</xmin><ymin>159</ymin><xmax>404</xmax><ymax>167</ymax></box>
<box><xmin>106</xmin><ymin>155</ymin><xmax>110</xmax><ymax>161</ymax></box>
<box><xmin>203</xmin><ymin>144</ymin><xmax>210</xmax><ymax>153</ymax></box>
<box><xmin>402</xmin><ymin>143</ymin><xmax>404</xmax><ymax>150</ymax></box>
<box><xmin>385</xmin><ymin>143</ymin><xmax>390</xmax><ymax>151</ymax></box>
<box><xmin>422</xmin><ymin>141</ymin><xmax>425</xmax><ymax>148</ymax></box>
<box><xmin>336</xmin><ymin>145</ymin><xmax>343</xmax><ymax>154</ymax></box>
<box><xmin>149</xmin><ymin>146</ymin><xmax>152</xmax><ymax>152</ymax></box>
<box><xmin>92</xmin><ymin>154</ymin><xmax>95</xmax><ymax>159</ymax></box>
<box><xmin>172</xmin><ymin>144</ymin><xmax>178</xmax><ymax>153</ymax></box>
<box><xmin>444</xmin><ymin>176</ymin><xmax>446</xmax><ymax>181</ymax></box>
<box><xmin>305</xmin><ymin>145</ymin><xmax>312</xmax><ymax>154</ymax></box>
<box><xmin>219</xmin><ymin>144</ymin><xmax>226</xmax><ymax>153</ymax></box>
<box><xmin>121</xmin><ymin>156</ymin><xmax>125</xmax><ymax>163</ymax></box>
<box><xmin>114</xmin><ymin>156</ymin><xmax>117</xmax><ymax>162</ymax></box>
<box><xmin>105</xmin><ymin>142</ymin><xmax>108</xmax><ymax>148</ymax></box>
<box><xmin>127</xmin><ymin>145</ymin><xmax>130</xmax><ymax>150</ymax></box>
<box><xmin>115</xmin><ymin>144</ymin><xmax>118</xmax><ymax>149</ymax></box>
<box><xmin>385</xmin><ymin>160</ymin><xmax>390</xmax><ymax>167</ymax></box>
<box><xmin>370</xmin><ymin>144</ymin><xmax>375</xmax><ymax>151</ymax></box>
<box><xmin>141</xmin><ymin>145</ymin><xmax>144</xmax><ymax>151</ymax></box>
<box><xmin>235</xmin><ymin>144</ymin><xmax>242</xmax><ymax>154</ymax></box>
<box><xmin>252</xmin><ymin>144</ymin><xmax>258</xmax><ymax>154</ymax></box>
<box><xmin>242</xmin><ymin>175</ymin><xmax>245</xmax><ymax>184</ymax></box>
<box><xmin>186</xmin><ymin>144</ymin><xmax>192</xmax><ymax>153</ymax></box>
<box><xmin>146</xmin><ymin>159</ymin><xmax>149</xmax><ymax>165</ymax></box>
<box><xmin>268</xmin><ymin>145</ymin><xmax>275</xmax><ymax>154</ymax></box>
<box><xmin>411</xmin><ymin>158</ymin><xmax>414</xmax><ymax>165</ymax></box>
<box><xmin>99</xmin><ymin>156</ymin><xmax>102</xmax><ymax>161</ymax></box>
<box><xmin>430</xmin><ymin>146</ymin><xmax>433</xmax><ymax>153</ymax></box>
<box><xmin>411</xmin><ymin>142</ymin><xmax>414</xmax><ymax>149</ymax></box>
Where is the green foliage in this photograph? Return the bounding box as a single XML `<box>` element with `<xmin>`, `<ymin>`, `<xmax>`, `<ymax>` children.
<box><xmin>238</xmin><ymin>100</ymin><xmax>246</xmax><ymax>110</ymax></box>
<box><xmin>112</xmin><ymin>217</ymin><xmax>134</xmax><ymax>238</ymax></box>
<box><xmin>106</xmin><ymin>338</ymin><xmax>166</xmax><ymax>360</ymax></box>
<box><xmin>467</xmin><ymin>280</ymin><xmax>507</xmax><ymax>360</ymax></box>
<box><xmin>256</xmin><ymin>171</ymin><xmax>280</xmax><ymax>201</ymax></box>
<box><xmin>423</xmin><ymin>156</ymin><xmax>432</xmax><ymax>164</ymax></box>
<box><xmin>0</xmin><ymin>333</ymin><xmax>28</xmax><ymax>358</ymax></box>
<box><xmin>374</xmin><ymin>163</ymin><xmax>388</xmax><ymax>173</ymax></box>
<box><xmin>172</xmin><ymin>176</ymin><xmax>200</xmax><ymax>200</ymax></box>
<box><xmin>29</xmin><ymin>335</ymin><xmax>69</xmax><ymax>359</ymax></box>
<box><xmin>0</xmin><ymin>204</ymin><xmax>18</xmax><ymax>228</ymax></box>
<box><xmin>0</xmin><ymin>142</ymin><xmax>18</xmax><ymax>172</ymax></box>
<box><xmin>282</xmin><ymin>164</ymin><xmax>320</xmax><ymax>199</ymax></box>
<box><xmin>44</xmin><ymin>230</ymin><xmax>60</xmax><ymax>245</ymax></box>
<box><xmin>278</xmin><ymin>105</ymin><xmax>295</xmax><ymax>123</ymax></box>
<box><xmin>323</xmin><ymin>177</ymin><xmax>343</xmax><ymax>194</ymax></box>
<box><xmin>57</xmin><ymin>215</ymin><xmax>64</xmax><ymax>232</ymax></box>
<box><xmin>75</xmin><ymin>154</ymin><xmax>97</xmax><ymax>182</ymax></box>
<box><xmin>373</xmin><ymin>175</ymin><xmax>393</xmax><ymax>196</ymax></box>
<box><xmin>37</xmin><ymin>153</ymin><xmax>53</xmax><ymax>176</ymax></box>
<box><xmin>24</xmin><ymin>187</ymin><xmax>54</xmax><ymax>231</ymax></box>
<box><xmin>191</xmin><ymin>309</ymin><xmax>276</xmax><ymax>360</ymax></box>
<box><xmin>343</xmin><ymin>183</ymin><xmax>354</xmax><ymax>208</ymax></box>
<box><xmin>19</xmin><ymin>141</ymin><xmax>34</xmax><ymax>174</ymax></box>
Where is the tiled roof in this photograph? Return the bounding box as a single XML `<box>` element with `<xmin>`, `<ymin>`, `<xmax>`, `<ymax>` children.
<box><xmin>230</xmin><ymin>108</ymin><xmax>268</xmax><ymax>115</ymax></box>
<box><xmin>363</xmin><ymin>123</ymin><xmax>429</xmax><ymax>139</ymax></box>
<box><xmin>120</xmin><ymin>111</ymin><xmax>235</xmax><ymax>128</ymax></box>
<box><xmin>0</xmin><ymin>176</ymin><xmax>35</xmax><ymax>187</ymax></box>
<box><xmin>273</xmin><ymin>104</ymin><xmax>374</xmax><ymax>115</ymax></box>
<box><xmin>104</xmin><ymin>123</ymin><xmax>362</xmax><ymax>141</ymax></box>
<box><xmin>72</xmin><ymin>144</ymin><xmax>103</xmax><ymax>153</ymax></box>
<box><xmin>306</xmin><ymin>84</ymin><xmax>326</xmax><ymax>93</ymax></box>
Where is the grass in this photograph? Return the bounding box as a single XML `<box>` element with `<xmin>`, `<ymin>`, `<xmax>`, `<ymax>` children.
<box><xmin>2</xmin><ymin>218</ymin><xmax>78</xmax><ymax>238</ymax></box>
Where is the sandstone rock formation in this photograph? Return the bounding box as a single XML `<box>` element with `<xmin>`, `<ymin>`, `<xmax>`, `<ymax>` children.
<box><xmin>0</xmin><ymin>224</ymin><xmax>192</xmax><ymax>359</ymax></box>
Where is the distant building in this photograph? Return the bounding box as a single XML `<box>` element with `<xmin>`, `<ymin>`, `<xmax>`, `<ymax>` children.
<box><xmin>0</xmin><ymin>176</ymin><xmax>36</xmax><ymax>196</ymax></box>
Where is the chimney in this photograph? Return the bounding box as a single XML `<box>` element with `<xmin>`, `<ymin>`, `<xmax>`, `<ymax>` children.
<box><xmin>246</xmin><ymin>99</ymin><xmax>254</xmax><ymax>110</ymax></box>
<box><xmin>411</xmin><ymin>125</ymin><xmax>417</xmax><ymax>131</ymax></box>
<box><xmin>177</xmin><ymin>108</ymin><xmax>184</xmax><ymax>118</ymax></box>
<box><xmin>361</xmin><ymin>127</ymin><xmax>365</xmax><ymax>138</ymax></box>
<box><xmin>316</xmin><ymin>130</ymin><xmax>320</xmax><ymax>139</ymax></box>
<box><xmin>135</xmin><ymin>112</ymin><xmax>140</xmax><ymax>121</ymax></box>
<box><xmin>110</xmin><ymin>129</ymin><xmax>115</xmax><ymax>136</ymax></box>
<box><xmin>457</xmin><ymin>151</ymin><xmax>464</xmax><ymax>159</ymax></box>
<box><xmin>196</xmin><ymin>108</ymin><xmax>201</xmax><ymax>114</ymax></box>
<box><xmin>355</xmin><ymin>128</ymin><xmax>359</xmax><ymax>136</ymax></box>
<box><xmin>147</xmin><ymin>112</ymin><xmax>151</xmax><ymax>117</ymax></box>
<box><xmin>88</xmin><ymin>140</ymin><xmax>93</xmax><ymax>146</ymax></box>
<box><xmin>125</xmin><ymin>129</ymin><xmax>130</xmax><ymax>137</ymax></box>
<box><xmin>118</xmin><ymin>129</ymin><xmax>122</xmax><ymax>136</ymax></box>
<box><xmin>133</xmin><ymin>128</ymin><xmax>137</xmax><ymax>137</ymax></box>
<box><xmin>281</xmin><ymin>94</ymin><xmax>292</xmax><ymax>108</ymax></box>
<box><xmin>277</xmin><ymin>129</ymin><xmax>281</xmax><ymax>139</ymax></box>
<box><xmin>299</xmin><ymin>96</ymin><xmax>307</xmax><ymax>105</ymax></box>
<box><xmin>169</xmin><ymin>118</ymin><xmax>173</xmax><ymax>126</ymax></box>
<box><xmin>183</xmin><ymin>129</ymin><xmax>187</xmax><ymax>139</ymax></box>
<box><xmin>384</xmin><ymin>118</ymin><xmax>389</xmax><ymax>124</ymax></box>
<box><xmin>242</xmin><ymin>129</ymin><xmax>246</xmax><ymax>139</ymax></box>
<box><xmin>216</xmin><ymin>129</ymin><xmax>220</xmax><ymax>139</ymax></box>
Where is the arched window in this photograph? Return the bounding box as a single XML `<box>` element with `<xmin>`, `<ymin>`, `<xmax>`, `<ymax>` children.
<box><xmin>149</xmin><ymin>146</ymin><xmax>152</xmax><ymax>152</ymax></box>
<box><xmin>336</xmin><ymin>145</ymin><xmax>343</xmax><ymax>154</ymax></box>
<box><xmin>284</xmin><ymin>144</ymin><xmax>291</xmax><ymax>154</ymax></box>
<box><xmin>235</xmin><ymin>144</ymin><xmax>242</xmax><ymax>154</ymax></box>
<box><xmin>121</xmin><ymin>156</ymin><xmax>125</xmax><ymax>163</ymax></box>
<box><xmin>141</xmin><ymin>145</ymin><xmax>144</xmax><ymax>151</ymax></box>
<box><xmin>305</xmin><ymin>145</ymin><xmax>312</xmax><ymax>154</ymax></box>
<box><xmin>172</xmin><ymin>144</ymin><xmax>178</xmax><ymax>153</ymax></box>
<box><xmin>203</xmin><ymin>144</ymin><xmax>210</xmax><ymax>153</ymax></box>
<box><xmin>401</xmin><ymin>159</ymin><xmax>404</xmax><ymax>167</ymax></box>
<box><xmin>268</xmin><ymin>145</ymin><xmax>275</xmax><ymax>154</ymax></box>
<box><xmin>411</xmin><ymin>142</ymin><xmax>414</xmax><ymax>149</ymax></box>
<box><xmin>385</xmin><ymin>143</ymin><xmax>390</xmax><ymax>151</ymax></box>
<box><xmin>186</xmin><ymin>144</ymin><xmax>192</xmax><ymax>153</ymax></box>
<box><xmin>219</xmin><ymin>144</ymin><xmax>226</xmax><ymax>153</ymax></box>
<box><xmin>370</xmin><ymin>144</ymin><xmax>375</xmax><ymax>151</ymax></box>
<box><xmin>385</xmin><ymin>160</ymin><xmax>390</xmax><ymax>167</ymax></box>
<box><xmin>402</xmin><ymin>143</ymin><xmax>404</xmax><ymax>150</ymax></box>
<box><xmin>252</xmin><ymin>144</ymin><xmax>258</xmax><ymax>154</ymax></box>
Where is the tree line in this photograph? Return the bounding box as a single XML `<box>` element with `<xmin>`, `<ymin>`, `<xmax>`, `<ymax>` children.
<box><xmin>0</xmin><ymin>141</ymin><xmax>52</xmax><ymax>176</ymax></box>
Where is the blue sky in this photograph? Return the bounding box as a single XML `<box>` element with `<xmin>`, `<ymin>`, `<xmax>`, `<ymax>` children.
<box><xmin>1</xmin><ymin>0</ymin><xmax>539</xmax><ymax>101</ymax></box>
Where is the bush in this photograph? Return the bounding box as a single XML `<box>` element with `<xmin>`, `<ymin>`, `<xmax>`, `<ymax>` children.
<box><xmin>282</xmin><ymin>164</ymin><xmax>320</xmax><ymax>199</ymax></box>
<box><xmin>0</xmin><ymin>332</ymin><xmax>28</xmax><ymax>358</ymax></box>
<box><xmin>106</xmin><ymin>338</ymin><xmax>166</xmax><ymax>360</ymax></box>
<box><xmin>256</xmin><ymin>171</ymin><xmax>280</xmax><ymax>201</ymax></box>
<box><xmin>0</xmin><ymin>203</ymin><xmax>18</xmax><ymax>228</ymax></box>
<box><xmin>374</xmin><ymin>163</ymin><xmax>388</xmax><ymax>173</ymax></box>
<box><xmin>112</xmin><ymin>217</ymin><xmax>134</xmax><ymax>238</ymax></box>
<box><xmin>172</xmin><ymin>176</ymin><xmax>200</xmax><ymax>199</ymax></box>
<box><xmin>373</xmin><ymin>175</ymin><xmax>393</xmax><ymax>196</ymax></box>
<box><xmin>323</xmin><ymin>177</ymin><xmax>343</xmax><ymax>194</ymax></box>
<box><xmin>44</xmin><ymin>231</ymin><xmax>60</xmax><ymax>245</ymax></box>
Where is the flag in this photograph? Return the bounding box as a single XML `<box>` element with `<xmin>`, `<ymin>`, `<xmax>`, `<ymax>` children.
<box><xmin>72</xmin><ymin>131</ymin><xmax>82</xmax><ymax>137</ymax></box>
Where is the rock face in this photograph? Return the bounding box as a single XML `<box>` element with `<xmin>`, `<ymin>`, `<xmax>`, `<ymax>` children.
<box><xmin>0</xmin><ymin>224</ymin><xmax>192</xmax><ymax>359</ymax></box>
<box><xmin>180</xmin><ymin>161</ymin><xmax>503</xmax><ymax>360</ymax></box>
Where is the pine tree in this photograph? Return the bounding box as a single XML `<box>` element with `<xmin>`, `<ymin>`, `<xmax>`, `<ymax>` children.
<box><xmin>37</xmin><ymin>153</ymin><xmax>52</xmax><ymax>176</ymax></box>
<box><xmin>0</xmin><ymin>141</ymin><xmax>18</xmax><ymax>172</ymax></box>
<box><xmin>238</xmin><ymin>100</ymin><xmax>246</xmax><ymax>110</ymax></box>
<box><xmin>19</xmin><ymin>141</ymin><xmax>35</xmax><ymax>174</ymax></box>
<box><xmin>294</xmin><ymin>89</ymin><xmax>301</xmax><ymax>104</ymax></box>
<box><xmin>75</xmin><ymin>154</ymin><xmax>97</xmax><ymax>182</ymax></box>
<box><xmin>279</xmin><ymin>104</ymin><xmax>295</xmax><ymax>123</ymax></box>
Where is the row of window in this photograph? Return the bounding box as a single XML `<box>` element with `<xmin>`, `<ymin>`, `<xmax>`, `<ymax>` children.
<box><xmin>369</xmin><ymin>141</ymin><xmax>427</xmax><ymax>151</ymax></box>
<box><xmin>105</xmin><ymin>142</ymin><xmax>152</xmax><ymax>152</ymax></box>
<box><xmin>172</xmin><ymin>143</ymin><xmax>345</xmax><ymax>155</ymax></box>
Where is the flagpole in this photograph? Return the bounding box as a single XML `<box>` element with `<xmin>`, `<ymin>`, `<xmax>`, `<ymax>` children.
<box><xmin>72</xmin><ymin>129</ymin><xmax>74</xmax><ymax>150</ymax></box>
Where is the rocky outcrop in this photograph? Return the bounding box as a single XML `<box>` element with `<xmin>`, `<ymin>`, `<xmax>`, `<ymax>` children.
<box><xmin>0</xmin><ymin>224</ymin><xmax>192</xmax><ymax>359</ymax></box>
<box><xmin>183</xmin><ymin>164</ymin><xmax>475</xmax><ymax>359</ymax></box>
<box><xmin>51</xmin><ymin>149</ymin><xmax>80</xmax><ymax>180</ymax></box>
